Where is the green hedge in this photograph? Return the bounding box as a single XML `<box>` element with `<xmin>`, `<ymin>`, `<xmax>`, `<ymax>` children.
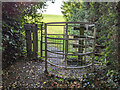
<box><xmin>2</xmin><ymin>2</ymin><xmax>45</xmax><ymax>68</ymax></box>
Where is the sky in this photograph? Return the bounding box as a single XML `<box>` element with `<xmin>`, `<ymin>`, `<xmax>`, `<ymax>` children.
<box><xmin>42</xmin><ymin>0</ymin><xmax>63</xmax><ymax>15</ymax></box>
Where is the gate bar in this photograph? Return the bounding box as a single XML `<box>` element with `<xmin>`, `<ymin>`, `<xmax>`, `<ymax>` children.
<box><xmin>41</xmin><ymin>24</ymin><xmax>43</xmax><ymax>57</ymax></box>
<box><xmin>45</xmin><ymin>23</ymin><xmax>48</xmax><ymax>74</ymax></box>
<box><xmin>46</xmin><ymin>22</ymin><xmax>94</xmax><ymax>24</ymax></box>
<box><xmin>65</xmin><ymin>23</ymin><xmax>68</xmax><ymax>76</ymax></box>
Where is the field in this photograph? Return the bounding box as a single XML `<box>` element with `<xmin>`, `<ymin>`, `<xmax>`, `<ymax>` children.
<box><xmin>41</xmin><ymin>14</ymin><xmax>65</xmax><ymax>34</ymax></box>
<box><xmin>42</xmin><ymin>14</ymin><xmax>65</xmax><ymax>23</ymax></box>
<box><xmin>38</xmin><ymin>14</ymin><xmax>65</xmax><ymax>56</ymax></box>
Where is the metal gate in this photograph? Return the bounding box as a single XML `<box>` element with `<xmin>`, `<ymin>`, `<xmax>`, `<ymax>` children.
<box><xmin>41</xmin><ymin>22</ymin><xmax>96</xmax><ymax>78</ymax></box>
<box><xmin>24</xmin><ymin>22</ymin><xmax>96</xmax><ymax>78</ymax></box>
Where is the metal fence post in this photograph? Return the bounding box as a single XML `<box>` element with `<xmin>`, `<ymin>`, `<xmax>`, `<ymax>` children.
<box><xmin>92</xmin><ymin>24</ymin><xmax>96</xmax><ymax>72</ymax></box>
<box><xmin>65</xmin><ymin>23</ymin><xmax>68</xmax><ymax>76</ymax></box>
<box><xmin>45</xmin><ymin>23</ymin><xmax>48</xmax><ymax>74</ymax></box>
<box><xmin>41</xmin><ymin>24</ymin><xmax>43</xmax><ymax>57</ymax></box>
<box><xmin>63</xmin><ymin>25</ymin><xmax>65</xmax><ymax>59</ymax></box>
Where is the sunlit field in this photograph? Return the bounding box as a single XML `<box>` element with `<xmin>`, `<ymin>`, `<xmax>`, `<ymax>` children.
<box><xmin>42</xmin><ymin>14</ymin><xmax>65</xmax><ymax>34</ymax></box>
<box><xmin>38</xmin><ymin>14</ymin><xmax>65</xmax><ymax>56</ymax></box>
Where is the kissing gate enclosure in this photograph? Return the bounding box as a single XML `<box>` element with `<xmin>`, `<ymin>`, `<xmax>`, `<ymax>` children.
<box><xmin>24</xmin><ymin>22</ymin><xmax>96</xmax><ymax>78</ymax></box>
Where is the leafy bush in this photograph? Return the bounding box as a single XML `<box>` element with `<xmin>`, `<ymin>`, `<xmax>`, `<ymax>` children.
<box><xmin>61</xmin><ymin>2</ymin><xmax>120</xmax><ymax>88</ymax></box>
<box><xmin>2</xmin><ymin>2</ymin><xmax>46</xmax><ymax>68</ymax></box>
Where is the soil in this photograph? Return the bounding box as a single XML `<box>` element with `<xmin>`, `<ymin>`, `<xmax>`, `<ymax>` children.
<box><xmin>2</xmin><ymin>46</ymin><xmax>103</xmax><ymax>88</ymax></box>
<box><xmin>2</xmin><ymin>59</ymin><xmax>86</xmax><ymax>88</ymax></box>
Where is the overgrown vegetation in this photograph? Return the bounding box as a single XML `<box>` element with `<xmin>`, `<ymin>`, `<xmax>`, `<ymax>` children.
<box><xmin>61</xmin><ymin>1</ymin><xmax>120</xmax><ymax>88</ymax></box>
<box><xmin>2</xmin><ymin>1</ymin><xmax>120</xmax><ymax>89</ymax></box>
<box><xmin>2</xmin><ymin>2</ymin><xmax>46</xmax><ymax>68</ymax></box>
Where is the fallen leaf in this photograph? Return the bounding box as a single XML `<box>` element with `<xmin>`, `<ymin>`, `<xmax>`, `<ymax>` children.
<box><xmin>43</xmin><ymin>82</ymin><xmax>46</xmax><ymax>84</ymax></box>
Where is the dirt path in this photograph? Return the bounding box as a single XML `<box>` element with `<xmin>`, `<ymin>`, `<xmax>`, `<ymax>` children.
<box><xmin>3</xmin><ymin>59</ymin><xmax>49</xmax><ymax>88</ymax></box>
<box><xmin>2</xmin><ymin>56</ymin><xmax>108</xmax><ymax>89</ymax></box>
<box><xmin>46</xmin><ymin>45</ymin><xmax>94</xmax><ymax>78</ymax></box>
<box><xmin>2</xmin><ymin>59</ymin><xmax>87</xmax><ymax>88</ymax></box>
<box><xmin>2</xmin><ymin>46</ymin><xmax>103</xmax><ymax>88</ymax></box>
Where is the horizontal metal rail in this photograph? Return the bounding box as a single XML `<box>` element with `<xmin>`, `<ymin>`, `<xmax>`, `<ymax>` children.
<box><xmin>47</xmin><ymin>59</ymin><xmax>92</xmax><ymax>69</ymax></box>
<box><xmin>47</xmin><ymin>37</ymin><xmax>94</xmax><ymax>40</ymax></box>
<box><xmin>42</xmin><ymin>41</ymin><xmax>93</xmax><ymax>47</ymax></box>
<box><xmin>47</xmin><ymin>50</ymin><xmax>93</xmax><ymax>56</ymax></box>
<box><xmin>43</xmin><ymin>50</ymin><xmax>63</xmax><ymax>52</ymax></box>
<box><xmin>42</xmin><ymin>56</ymin><xmax>64</xmax><ymax>59</ymax></box>
<box><xmin>42</xmin><ymin>34</ymin><xmax>94</xmax><ymax>39</ymax></box>
<box><xmin>46</xmin><ymin>22</ymin><xmax>95</xmax><ymax>25</ymax></box>
<box><xmin>73</xmin><ymin>35</ymin><xmax>95</xmax><ymax>39</ymax></box>
<box><xmin>47</xmin><ymin>25</ymin><xmax>66</xmax><ymax>26</ymax></box>
<box><xmin>42</xmin><ymin>42</ymin><xmax>63</xmax><ymax>44</ymax></box>
<box><xmin>71</xmin><ymin>24</ymin><xmax>95</xmax><ymax>27</ymax></box>
<box><xmin>43</xmin><ymin>34</ymin><xmax>65</xmax><ymax>35</ymax></box>
<box><xmin>72</xmin><ymin>44</ymin><xmax>93</xmax><ymax>48</ymax></box>
<box><xmin>47</xmin><ymin>24</ymin><xmax>95</xmax><ymax>27</ymax></box>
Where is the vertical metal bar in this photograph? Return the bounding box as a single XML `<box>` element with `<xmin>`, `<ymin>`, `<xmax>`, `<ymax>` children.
<box><xmin>65</xmin><ymin>23</ymin><xmax>68</xmax><ymax>73</ymax></box>
<box><xmin>92</xmin><ymin>25</ymin><xmax>96</xmax><ymax>72</ymax></box>
<box><xmin>45</xmin><ymin>23</ymin><xmax>48</xmax><ymax>74</ymax></box>
<box><xmin>36</xmin><ymin>24</ymin><xmax>38</xmax><ymax>57</ymax></box>
<box><xmin>84</xmin><ymin>24</ymin><xmax>88</xmax><ymax>65</ymax></box>
<box><xmin>63</xmin><ymin>26</ymin><xmax>65</xmax><ymax>59</ymax></box>
<box><xmin>41</xmin><ymin>24</ymin><xmax>43</xmax><ymax>57</ymax></box>
<box><xmin>57</xmin><ymin>40</ymin><xmax>58</xmax><ymax>67</ymax></box>
<box><xmin>0</xmin><ymin>2</ymin><xmax>2</xmax><ymax>86</ymax></box>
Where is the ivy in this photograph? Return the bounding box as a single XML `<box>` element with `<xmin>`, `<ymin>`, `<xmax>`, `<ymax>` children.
<box><xmin>2</xmin><ymin>2</ymin><xmax>46</xmax><ymax>68</ymax></box>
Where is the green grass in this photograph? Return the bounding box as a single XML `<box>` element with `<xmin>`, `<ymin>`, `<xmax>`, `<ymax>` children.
<box><xmin>38</xmin><ymin>14</ymin><xmax>66</xmax><ymax>56</ymax></box>
<box><xmin>42</xmin><ymin>14</ymin><xmax>65</xmax><ymax>34</ymax></box>
<box><xmin>42</xmin><ymin>14</ymin><xmax>65</xmax><ymax>23</ymax></box>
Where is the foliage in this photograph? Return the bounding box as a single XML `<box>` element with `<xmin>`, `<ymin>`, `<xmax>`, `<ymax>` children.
<box><xmin>2</xmin><ymin>2</ymin><xmax>46</xmax><ymax>68</ymax></box>
<box><xmin>61</xmin><ymin>2</ymin><xmax>88</xmax><ymax>22</ymax></box>
<box><xmin>61</xmin><ymin>1</ymin><xmax>120</xmax><ymax>88</ymax></box>
<box><xmin>86</xmin><ymin>2</ymin><xmax>118</xmax><ymax>69</ymax></box>
<box><xmin>23</xmin><ymin>2</ymin><xmax>46</xmax><ymax>24</ymax></box>
<box><xmin>61</xmin><ymin>1</ymin><xmax>119</xmax><ymax>70</ymax></box>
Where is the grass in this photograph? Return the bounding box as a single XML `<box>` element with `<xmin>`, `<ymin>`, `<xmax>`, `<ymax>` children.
<box><xmin>42</xmin><ymin>14</ymin><xmax>65</xmax><ymax>34</ymax></box>
<box><xmin>38</xmin><ymin>14</ymin><xmax>65</xmax><ymax>56</ymax></box>
<box><xmin>42</xmin><ymin>14</ymin><xmax>65</xmax><ymax>23</ymax></box>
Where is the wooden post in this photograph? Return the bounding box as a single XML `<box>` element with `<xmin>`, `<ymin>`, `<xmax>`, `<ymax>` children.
<box><xmin>24</xmin><ymin>24</ymin><xmax>32</xmax><ymax>58</ymax></box>
<box><xmin>33</xmin><ymin>23</ymin><xmax>38</xmax><ymax>58</ymax></box>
